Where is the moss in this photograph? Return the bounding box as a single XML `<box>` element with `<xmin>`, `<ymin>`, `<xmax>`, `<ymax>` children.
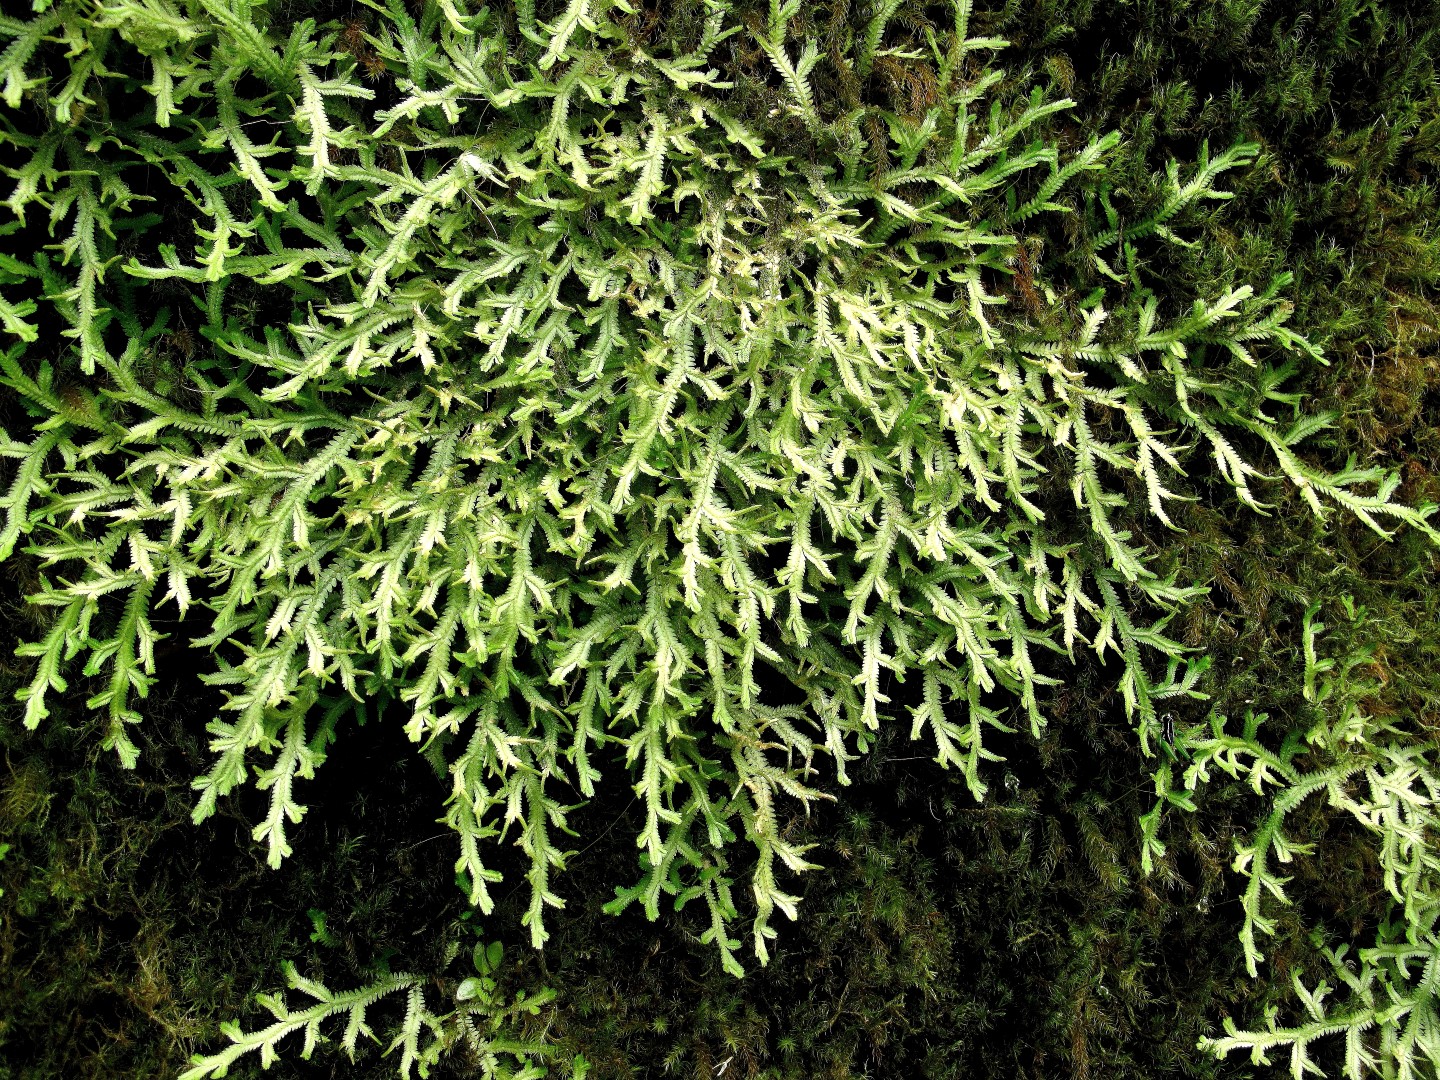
<box><xmin>1</xmin><ymin>1</ymin><xmax>1439</xmax><ymax>1077</ymax></box>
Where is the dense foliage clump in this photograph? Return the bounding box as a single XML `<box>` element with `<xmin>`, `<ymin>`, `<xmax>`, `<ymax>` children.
<box><xmin>2</xmin><ymin>0</ymin><xmax>1438</xmax><ymax>1077</ymax></box>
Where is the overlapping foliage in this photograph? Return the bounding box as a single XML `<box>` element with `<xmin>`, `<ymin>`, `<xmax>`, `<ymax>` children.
<box><xmin>1141</xmin><ymin>597</ymin><xmax>1440</xmax><ymax>1079</ymax></box>
<box><xmin>3</xmin><ymin>0</ymin><xmax>1439</xmax><ymax>1076</ymax></box>
<box><xmin>181</xmin><ymin>940</ymin><xmax>559</xmax><ymax>1079</ymax></box>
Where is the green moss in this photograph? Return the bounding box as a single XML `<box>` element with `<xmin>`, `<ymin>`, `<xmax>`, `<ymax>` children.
<box><xmin>1</xmin><ymin>1</ymin><xmax>1439</xmax><ymax>1077</ymax></box>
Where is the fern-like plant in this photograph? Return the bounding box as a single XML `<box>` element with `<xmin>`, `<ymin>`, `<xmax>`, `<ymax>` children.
<box><xmin>2</xmin><ymin>1</ymin><xmax>1436</xmax><ymax>1061</ymax></box>
<box><xmin>1150</xmin><ymin>597</ymin><xmax>1440</xmax><ymax>1079</ymax></box>
<box><xmin>182</xmin><ymin>938</ymin><xmax>559</xmax><ymax>1079</ymax></box>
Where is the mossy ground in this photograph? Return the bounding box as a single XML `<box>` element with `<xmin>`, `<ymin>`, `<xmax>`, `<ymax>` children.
<box><xmin>2</xmin><ymin>1</ymin><xmax>1438</xmax><ymax>1077</ymax></box>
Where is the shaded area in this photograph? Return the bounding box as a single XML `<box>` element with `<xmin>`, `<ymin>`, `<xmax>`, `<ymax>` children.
<box><xmin>1</xmin><ymin>0</ymin><xmax>1438</xmax><ymax>1078</ymax></box>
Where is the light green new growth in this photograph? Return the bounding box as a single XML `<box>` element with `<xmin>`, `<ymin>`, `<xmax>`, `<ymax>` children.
<box><xmin>1147</xmin><ymin>598</ymin><xmax>1440</xmax><ymax>1079</ymax></box>
<box><xmin>181</xmin><ymin>939</ymin><xmax>557</xmax><ymax>1079</ymax></box>
<box><xmin>2</xmin><ymin>0</ymin><xmax>1436</xmax><ymax>1040</ymax></box>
